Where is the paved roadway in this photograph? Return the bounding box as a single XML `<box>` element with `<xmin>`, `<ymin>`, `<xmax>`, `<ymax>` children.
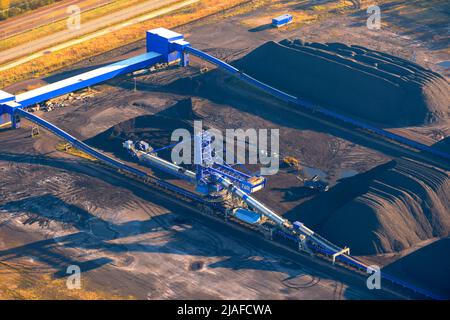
<box><xmin>0</xmin><ymin>0</ymin><xmax>113</xmax><ymax>39</ymax></box>
<box><xmin>0</xmin><ymin>0</ymin><xmax>197</xmax><ymax>69</ymax></box>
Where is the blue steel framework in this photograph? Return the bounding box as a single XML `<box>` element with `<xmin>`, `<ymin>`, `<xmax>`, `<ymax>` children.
<box><xmin>0</xmin><ymin>28</ymin><xmax>445</xmax><ymax>299</ymax></box>
<box><xmin>193</xmin><ymin>130</ymin><xmax>266</xmax><ymax>194</ymax></box>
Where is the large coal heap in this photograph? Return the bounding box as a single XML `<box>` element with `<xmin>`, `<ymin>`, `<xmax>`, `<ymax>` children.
<box><xmin>286</xmin><ymin>159</ymin><xmax>450</xmax><ymax>255</ymax></box>
<box><xmin>85</xmin><ymin>98</ymin><xmax>199</xmax><ymax>160</ymax></box>
<box><xmin>383</xmin><ymin>237</ymin><xmax>450</xmax><ymax>298</ymax></box>
<box><xmin>236</xmin><ymin>40</ymin><xmax>450</xmax><ymax>127</ymax></box>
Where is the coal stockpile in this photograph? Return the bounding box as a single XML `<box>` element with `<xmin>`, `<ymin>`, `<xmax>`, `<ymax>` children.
<box><xmin>383</xmin><ymin>237</ymin><xmax>450</xmax><ymax>298</ymax></box>
<box><xmin>85</xmin><ymin>98</ymin><xmax>199</xmax><ymax>160</ymax></box>
<box><xmin>286</xmin><ymin>159</ymin><xmax>450</xmax><ymax>255</ymax></box>
<box><xmin>236</xmin><ymin>40</ymin><xmax>450</xmax><ymax>126</ymax></box>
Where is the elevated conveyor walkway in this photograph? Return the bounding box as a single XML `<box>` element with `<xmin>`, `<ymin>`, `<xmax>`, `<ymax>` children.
<box><xmin>14</xmin><ymin>52</ymin><xmax>163</xmax><ymax>108</ymax></box>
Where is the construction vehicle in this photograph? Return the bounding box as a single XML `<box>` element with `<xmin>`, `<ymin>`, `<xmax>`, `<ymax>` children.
<box><xmin>283</xmin><ymin>156</ymin><xmax>301</xmax><ymax>170</ymax></box>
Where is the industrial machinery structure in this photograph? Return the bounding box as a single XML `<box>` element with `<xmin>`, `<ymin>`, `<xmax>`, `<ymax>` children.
<box><xmin>122</xmin><ymin>130</ymin><xmax>286</xmax><ymax>228</ymax></box>
<box><xmin>0</xmin><ymin>28</ymin><xmax>446</xmax><ymax>300</ymax></box>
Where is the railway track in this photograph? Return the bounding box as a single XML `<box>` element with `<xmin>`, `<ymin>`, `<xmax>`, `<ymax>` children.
<box><xmin>65</xmin><ymin>159</ymin><xmax>409</xmax><ymax>300</ymax></box>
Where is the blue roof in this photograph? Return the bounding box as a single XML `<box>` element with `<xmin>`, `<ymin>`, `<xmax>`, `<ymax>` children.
<box><xmin>0</xmin><ymin>90</ymin><xmax>14</xmax><ymax>104</ymax></box>
<box><xmin>234</xmin><ymin>208</ymin><xmax>261</xmax><ymax>224</ymax></box>
<box><xmin>13</xmin><ymin>51</ymin><xmax>162</xmax><ymax>108</ymax></box>
<box><xmin>171</xmin><ymin>39</ymin><xmax>190</xmax><ymax>49</ymax></box>
<box><xmin>273</xmin><ymin>14</ymin><xmax>292</xmax><ymax>22</ymax></box>
<box><xmin>147</xmin><ymin>27</ymin><xmax>183</xmax><ymax>41</ymax></box>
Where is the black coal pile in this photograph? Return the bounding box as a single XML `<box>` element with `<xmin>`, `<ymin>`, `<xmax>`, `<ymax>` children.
<box><xmin>85</xmin><ymin>98</ymin><xmax>200</xmax><ymax>160</ymax></box>
<box><xmin>236</xmin><ymin>40</ymin><xmax>450</xmax><ymax>127</ymax></box>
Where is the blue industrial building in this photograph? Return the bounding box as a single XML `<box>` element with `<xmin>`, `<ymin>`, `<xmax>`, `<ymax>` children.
<box><xmin>272</xmin><ymin>14</ymin><xmax>293</xmax><ymax>27</ymax></box>
<box><xmin>234</xmin><ymin>208</ymin><xmax>262</xmax><ymax>225</ymax></box>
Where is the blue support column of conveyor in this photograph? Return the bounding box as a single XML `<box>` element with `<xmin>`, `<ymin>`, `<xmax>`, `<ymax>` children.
<box><xmin>185</xmin><ymin>46</ymin><xmax>450</xmax><ymax>162</ymax></box>
<box><xmin>1</xmin><ymin>101</ymin><xmax>22</xmax><ymax>129</ymax></box>
<box><xmin>0</xmin><ymin>91</ymin><xmax>15</xmax><ymax>127</ymax></box>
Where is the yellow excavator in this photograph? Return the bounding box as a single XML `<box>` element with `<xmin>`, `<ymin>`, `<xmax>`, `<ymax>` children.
<box><xmin>283</xmin><ymin>156</ymin><xmax>301</xmax><ymax>170</ymax></box>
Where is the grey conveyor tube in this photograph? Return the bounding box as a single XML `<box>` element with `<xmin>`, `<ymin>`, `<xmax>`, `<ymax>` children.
<box><xmin>214</xmin><ymin>174</ymin><xmax>287</xmax><ymax>226</ymax></box>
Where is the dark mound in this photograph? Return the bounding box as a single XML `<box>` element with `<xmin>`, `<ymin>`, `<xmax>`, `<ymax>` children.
<box><xmin>236</xmin><ymin>40</ymin><xmax>450</xmax><ymax>126</ymax></box>
<box><xmin>383</xmin><ymin>237</ymin><xmax>450</xmax><ymax>298</ymax></box>
<box><xmin>285</xmin><ymin>159</ymin><xmax>450</xmax><ymax>255</ymax></box>
<box><xmin>433</xmin><ymin>136</ymin><xmax>450</xmax><ymax>154</ymax></box>
<box><xmin>86</xmin><ymin>99</ymin><xmax>200</xmax><ymax>160</ymax></box>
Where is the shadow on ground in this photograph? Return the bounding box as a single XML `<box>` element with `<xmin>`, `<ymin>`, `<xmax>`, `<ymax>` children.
<box><xmin>0</xmin><ymin>153</ymin><xmax>334</xmax><ymax>288</ymax></box>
